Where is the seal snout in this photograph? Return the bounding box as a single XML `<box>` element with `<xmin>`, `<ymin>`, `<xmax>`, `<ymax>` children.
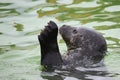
<box><xmin>59</xmin><ymin>25</ymin><xmax>68</xmax><ymax>34</ymax></box>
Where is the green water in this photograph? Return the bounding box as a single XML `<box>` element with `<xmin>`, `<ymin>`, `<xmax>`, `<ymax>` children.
<box><xmin>0</xmin><ymin>0</ymin><xmax>120</xmax><ymax>80</ymax></box>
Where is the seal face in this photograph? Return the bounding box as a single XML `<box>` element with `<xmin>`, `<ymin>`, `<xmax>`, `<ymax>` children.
<box><xmin>59</xmin><ymin>25</ymin><xmax>107</xmax><ymax>51</ymax></box>
<box><xmin>38</xmin><ymin>21</ymin><xmax>107</xmax><ymax>71</ymax></box>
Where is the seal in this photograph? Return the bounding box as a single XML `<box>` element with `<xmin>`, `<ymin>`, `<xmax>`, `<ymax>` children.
<box><xmin>38</xmin><ymin>21</ymin><xmax>107</xmax><ymax>70</ymax></box>
<box><xmin>59</xmin><ymin>25</ymin><xmax>107</xmax><ymax>67</ymax></box>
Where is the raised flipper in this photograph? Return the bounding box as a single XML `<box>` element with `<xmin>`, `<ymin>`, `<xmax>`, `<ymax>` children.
<box><xmin>38</xmin><ymin>21</ymin><xmax>62</xmax><ymax>69</ymax></box>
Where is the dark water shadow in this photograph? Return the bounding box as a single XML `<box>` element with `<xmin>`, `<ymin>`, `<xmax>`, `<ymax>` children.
<box><xmin>40</xmin><ymin>66</ymin><xmax>119</xmax><ymax>80</ymax></box>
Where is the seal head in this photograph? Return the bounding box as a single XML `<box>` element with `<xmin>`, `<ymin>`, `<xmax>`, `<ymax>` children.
<box><xmin>59</xmin><ymin>25</ymin><xmax>107</xmax><ymax>67</ymax></box>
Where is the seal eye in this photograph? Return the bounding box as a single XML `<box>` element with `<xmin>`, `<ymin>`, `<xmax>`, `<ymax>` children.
<box><xmin>73</xmin><ymin>29</ymin><xmax>77</xmax><ymax>34</ymax></box>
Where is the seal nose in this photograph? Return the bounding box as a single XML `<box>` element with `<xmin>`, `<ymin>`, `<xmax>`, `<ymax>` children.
<box><xmin>59</xmin><ymin>25</ymin><xmax>71</xmax><ymax>35</ymax></box>
<box><xmin>59</xmin><ymin>25</ymin><xmax>67</xmax><ymax>34</ymax></box>
<box><xmin>60</xmin><ymin>25</ymin><xmax>68</xmax><ymax>30</ymax></box>
<box><xmin>62</xmin><ymin>25</ymin><xmax>66</xmax><ymax>27</ymax></box>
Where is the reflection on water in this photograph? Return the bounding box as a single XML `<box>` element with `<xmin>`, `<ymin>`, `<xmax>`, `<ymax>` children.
<box><xmin>0</xmin><ymin>0</ymin><xmax>120</xmax><ymax>80</ymax></box>
<box><xmin>41</xmin><ymin>65</ymin><xmax>120</xmax><ymax>80</ymax></box>
<box><xmin>41</xmin><ymin>69</ymin><xmax>117</xmax><ymax>80</ymax></box>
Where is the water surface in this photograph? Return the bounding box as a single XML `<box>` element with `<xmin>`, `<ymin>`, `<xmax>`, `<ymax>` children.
<box><xmin>0</xmin><ymin>0</ymin><xmax>120</xmax><ymax>80</ymax></box>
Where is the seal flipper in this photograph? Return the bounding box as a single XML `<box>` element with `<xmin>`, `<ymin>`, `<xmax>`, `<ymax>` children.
<box><xmin>38</xmin><ymin>21</ymin><xmax>63</xmax><ymax>68</ymax></box>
